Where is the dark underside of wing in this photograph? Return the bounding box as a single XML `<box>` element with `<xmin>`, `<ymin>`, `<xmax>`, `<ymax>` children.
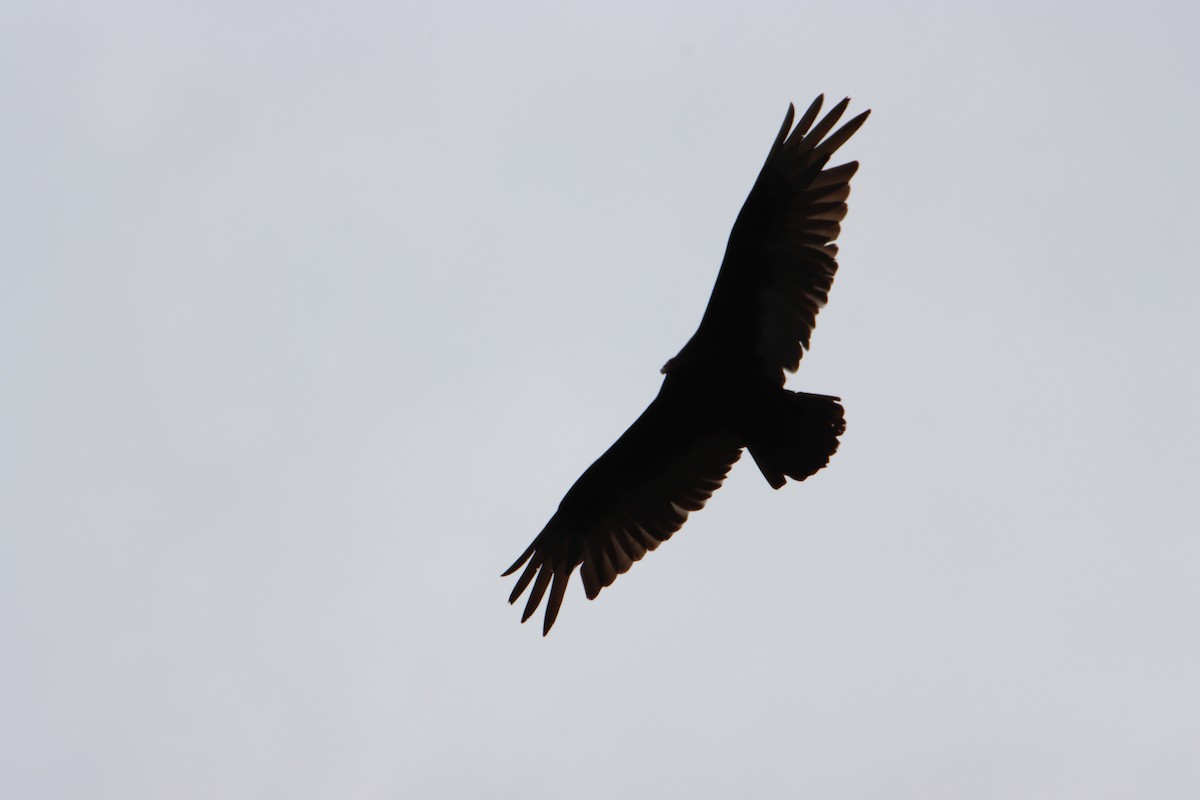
<box><xmin>503</xmin><ymin>388</ymin><xmax>743</xmax><ymax>635</ymax></box>
<box><xmin>676</xmin><ymin>96</ymin><xmax>869</xmax><ymax>384</ymax></box>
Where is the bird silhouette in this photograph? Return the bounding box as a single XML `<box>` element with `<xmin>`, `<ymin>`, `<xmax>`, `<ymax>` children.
<box><xmin>505</xmin><ymin>95</ymin><xmax>868</xmax><ymax>634</ymax></box>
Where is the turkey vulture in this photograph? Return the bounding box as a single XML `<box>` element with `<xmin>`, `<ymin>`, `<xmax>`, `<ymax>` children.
<box><xmin>505</xmin><ymin>95</ymin><xmax>868</xmax><ymax>634</ymax></box>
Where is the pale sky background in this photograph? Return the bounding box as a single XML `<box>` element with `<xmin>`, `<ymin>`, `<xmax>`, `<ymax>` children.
<box><xmin>2</xmin><ymin>1</ymin><xmax>1198</xmax><ymax>798</ymax></box>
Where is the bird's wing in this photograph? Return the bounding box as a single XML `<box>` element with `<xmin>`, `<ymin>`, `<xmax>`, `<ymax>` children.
<box><xmin>677</xmin><ymin>96</ymin><xmax>869</xmax><ymax>384</ymax></box>
<box><xmin>503</xmin><ymin>389</ymin><xmax>743</xmax><ymax>635</ymax></box>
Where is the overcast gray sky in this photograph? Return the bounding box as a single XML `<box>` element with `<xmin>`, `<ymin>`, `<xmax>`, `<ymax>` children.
<box><xmin>2</xmin><ymin>1</ymin><xmax>1198</xmax><ymax>798</ymax></box>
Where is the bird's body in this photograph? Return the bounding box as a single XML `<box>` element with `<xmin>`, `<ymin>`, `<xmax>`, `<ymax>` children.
<box><xmin>506</xmin><ymin>96</ymin><xmax>868</xmax><ymax>634</ymax></box>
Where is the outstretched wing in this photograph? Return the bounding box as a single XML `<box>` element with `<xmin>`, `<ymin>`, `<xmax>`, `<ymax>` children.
<box><xmin>504</xmin><ymin>388</ymin><xmax>743</xmax><ymax>635</ymax></box>
<box><xmin>675</xmin><ymin>96</ymin><xmax>869</xmax><ymax>384</ymax></box>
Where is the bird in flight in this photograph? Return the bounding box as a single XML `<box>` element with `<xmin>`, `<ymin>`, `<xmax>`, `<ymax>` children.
<box><xmin>505</xmin><ymin>95</ymin><xmax>868</xmax><ymax>634</ymax></box>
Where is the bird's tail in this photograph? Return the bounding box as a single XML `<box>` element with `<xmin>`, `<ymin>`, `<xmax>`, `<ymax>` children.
<box><xmin>747</xmin><ymin>390</ymin><xmax>845</xmax><ymax>489</ymax></box>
